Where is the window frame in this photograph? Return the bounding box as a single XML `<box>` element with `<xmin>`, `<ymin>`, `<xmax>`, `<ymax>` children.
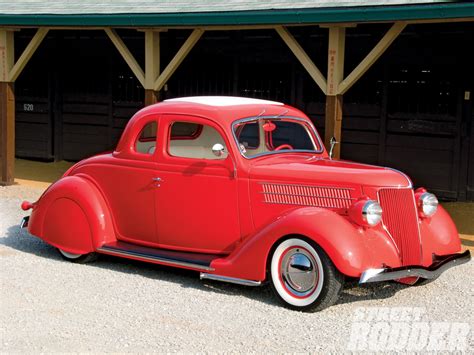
<box><xmin>165</xmin><ymin>119</ymin><xmax>231</xmax><ymax>162</ymax></box>
<box><xmin>231</xmin><ymin>115</ymin><xmax>325</xmax><ymax>160</ymax></box>
<box><xmin>132</xmin><ymin>118</ymin><xmax>159</xmax><ymax>159</ymax></box>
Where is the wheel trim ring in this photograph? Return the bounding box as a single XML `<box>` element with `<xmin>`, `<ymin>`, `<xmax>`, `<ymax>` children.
<box><xmin>59</xmin><ymin>249</ymin><xmax>82</xmax><ymax>259</ymax></box>
<box><xmin>271</xmin><ymin>239</ymin><xmax>325</xmax><ymax>307</ymax></box>
<box><xmin>278</xmin><ymin>246</ymin><xmax>319</xmax><ymax>299</ymax></box>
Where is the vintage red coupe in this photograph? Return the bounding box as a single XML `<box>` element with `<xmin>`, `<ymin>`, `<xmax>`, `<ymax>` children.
<box><xmin>21</xmin><ymin>96</ymin><xmax>470</xmax><ymax>311</ymax></box>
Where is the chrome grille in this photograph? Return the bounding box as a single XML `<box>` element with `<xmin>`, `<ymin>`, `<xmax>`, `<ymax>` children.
<box><xmin>261</xmin><ymin>183</ymin><xmax>353</xmax><ymax>209</ymax></box>
<box><xmin>378</xmin><ymin>188</ymin><xmax>422</xmax><ymax>265</ymax></box>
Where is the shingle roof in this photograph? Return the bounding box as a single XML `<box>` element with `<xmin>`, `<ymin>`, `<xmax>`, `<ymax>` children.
<box><xmin>0</xmin><ymin>1</ymin><xmax>457</xmax><ymax>15</ymax></box>
<box><xmin>0</xmin><ymin>1</ymin><xmax>471</xmax><ymax>26</ymax></box>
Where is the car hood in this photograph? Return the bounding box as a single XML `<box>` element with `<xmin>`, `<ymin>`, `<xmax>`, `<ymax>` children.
<box><xmin>248</xmin><ymin>154</ymin><xmax>411</xmax><ymax>189</ymax></box>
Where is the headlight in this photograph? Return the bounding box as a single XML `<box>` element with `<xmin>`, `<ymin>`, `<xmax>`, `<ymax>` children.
<box><xmin>349</xmin><ymin>199</ymin><xmax>383</xmax><ymax>227</ymax></box>
<box><xmin>416</xmin><ymin>189</ymin><xmax>438</xmax><ymax>217</ymax></box>
<box><xmin>362</xmin><ymin>200</ymin><xmax>383</xmax><ymax>226</ymax></box>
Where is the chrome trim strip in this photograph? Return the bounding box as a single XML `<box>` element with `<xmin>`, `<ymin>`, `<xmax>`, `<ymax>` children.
<box><xmin>261</xmin><ymin>192</ymin><xmax>355</xmax><ymax>200</ymax></box>
<box><xmin>200</xmin><ymin>273</ymin><xmax>262</xmax><ymax>286</ymax></box>
<box><xmin>359</xmin><ymin>250</ymin><xmax>471</xmax><ymax>284</ymax></box>
<box><xmin>231</xmin><ymin>115</ymin><xmax>325</xmax><ymax>160</ymax></box>
<box><xmin>20</xmin><ymin>216</ymin><xmax>29</xmax><ymax>229</ymax></box>
<box><xmin>259</xmin><ymin>181</ymin><xmax>355</xmax><ymax>191</ymax></box>
<box><xmin>262</xmin><ymin>200</ymin><xmax>345</xmax><ymax>209</ymax></box>
<box><xmin>97</xmin><ymin>247</ymin><xmax>215</xmax><ymax>271</ymax></box>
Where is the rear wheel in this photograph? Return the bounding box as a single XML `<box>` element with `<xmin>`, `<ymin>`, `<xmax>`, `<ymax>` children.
<box><xmin>270</xmin><ymin>238</ymin><xmax>344</xmax><ymax>312</ymax></box>
<box><xmin>57</xmin><ymin>248</ymin><xmax>97</xmax><ymax>264</ymax></box>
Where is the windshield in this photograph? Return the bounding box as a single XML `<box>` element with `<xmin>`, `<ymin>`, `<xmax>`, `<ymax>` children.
<box><xmin>233</xmin><ymin>117</ymin><xmax>323</xmax><ymax>158</ymax></box>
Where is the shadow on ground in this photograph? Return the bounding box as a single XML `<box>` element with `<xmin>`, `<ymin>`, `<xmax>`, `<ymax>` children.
<box><xmin>442</xmin><ymin>202</ymin><xmax>474</xmax><ymax>235</ymax></box>
<box><xmin>2</xmin><ymin>224</ymin><xmax>407</xmax><ymax>310</ymax></box>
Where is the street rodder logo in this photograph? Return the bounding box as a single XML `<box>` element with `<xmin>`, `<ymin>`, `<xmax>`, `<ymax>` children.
<box><xmin>347</xmin><ymin>307</ymin><xmax>471</xmax><ymax>351</ymax></box>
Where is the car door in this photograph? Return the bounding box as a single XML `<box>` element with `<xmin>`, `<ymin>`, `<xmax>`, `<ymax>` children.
<box><xmin>154</xmin><ymin>115</ymin><xmax>240</xmax><ymax>254</ymax></box>
<box><xmin>94</xmin><ymin>118</ymin><xmax>159</xmax><ymax>245</ymax></box>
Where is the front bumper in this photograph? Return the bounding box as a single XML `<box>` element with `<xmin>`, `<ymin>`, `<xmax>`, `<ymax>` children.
<box><xmin>20</xmin><ymin>216</ymin><xmax>29</xmax><ymax>229</ymax></box>
<box><xmin>359</xmin><ymin>250</ymin><xmax>471</xmax><ymax>284</ymax></box>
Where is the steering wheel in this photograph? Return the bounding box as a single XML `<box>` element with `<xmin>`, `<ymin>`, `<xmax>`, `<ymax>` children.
<box><xmin>274</xmin><ymin>144</ymin><xmax>293</xmax><ymax>151</ymax></box>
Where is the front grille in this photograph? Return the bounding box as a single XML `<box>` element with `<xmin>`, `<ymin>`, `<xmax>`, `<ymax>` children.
<box><xmin>378</xmin><ymin>188</ymin><xmax>422</xmax><ymax>265</ymax></box>
<box><xmin>261</xmin><ymin>182</ymin><xmax>353</xmax><ymax>209</ymax></box>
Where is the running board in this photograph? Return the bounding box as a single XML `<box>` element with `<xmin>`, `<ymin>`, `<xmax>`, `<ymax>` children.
<box><xmin>97</xmin><ymin>241</ymin><xmax>220</xmax><ymax>271</ymax></box>
<box><xmin>200</xmin><ymin>273</ymin><xmax>262</xmax><ymax>287</ymax></box>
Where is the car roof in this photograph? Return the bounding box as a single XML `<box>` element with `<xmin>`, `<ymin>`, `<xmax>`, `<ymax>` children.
<box><xmin>135</xmin><ymin>96</ymin><xmax>307</xmax><ymax>126</ymax></box>
<box><xmin>165</xmin><ymin>96</ymin><xmax>284</xmax><ymax>107</ymax></box>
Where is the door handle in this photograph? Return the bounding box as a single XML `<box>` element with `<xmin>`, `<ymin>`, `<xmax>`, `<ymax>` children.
<box><xmin>152</xmin><ymin>177</ymin><xmax>163</xmax><ymax>187</ymax></box>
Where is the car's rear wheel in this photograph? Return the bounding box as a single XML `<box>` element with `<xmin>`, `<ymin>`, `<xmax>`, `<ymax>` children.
<box><xmin>57</xmin><ymin>248</ymin><xmax>97</xmax><ymax>264</ymax></box>
<box><xmin>270</xmin><ymin>238</ymin><xmax>344</xmax><ymax>312</ymax></box>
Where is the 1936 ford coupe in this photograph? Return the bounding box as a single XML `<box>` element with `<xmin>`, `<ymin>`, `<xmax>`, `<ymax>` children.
<box><xmin>21</xmin><ymin>96</ymin><xmax>470</xmax><ymax>311</ymax></box>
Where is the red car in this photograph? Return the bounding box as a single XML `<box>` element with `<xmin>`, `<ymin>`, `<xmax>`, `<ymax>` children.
<box><xmin>21</xmin><ymin>96</ymin><xmax>470</xmax><ymax>311</ymax></box>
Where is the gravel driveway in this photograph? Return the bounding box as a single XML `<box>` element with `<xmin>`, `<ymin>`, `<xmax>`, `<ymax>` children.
<box><xmin>1</xmin><ymin>185</ymin><xmax>473</xmax><ymax>353</ymax></box>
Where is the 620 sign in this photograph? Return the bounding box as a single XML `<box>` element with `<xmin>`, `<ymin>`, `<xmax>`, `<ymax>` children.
<box><xmin>23</xmin><ymin>103</ymin><xmax>34</xmax><ymax>112</ymax></box>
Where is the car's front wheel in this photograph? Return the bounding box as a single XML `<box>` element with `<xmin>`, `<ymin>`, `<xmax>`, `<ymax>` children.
<box><xmin>57</xmin><ymin>248</ymin><xmax>97</xmax><ymax>264</ymax></box>
<box><xmin>270</xmin><ymin>238</ymin><xmax>344</xmax><ymax>312</ymax></box>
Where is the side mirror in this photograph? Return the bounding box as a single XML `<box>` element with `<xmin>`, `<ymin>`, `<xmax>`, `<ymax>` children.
<box><xmin>212</xmin><ymin>143</ymin><xmax>225</xmax><ymax>157</ymax></box>
<box><xmin>329</xmin><ymin>136</ymin><xmax>338</xmax><ymax>160</ymax></box>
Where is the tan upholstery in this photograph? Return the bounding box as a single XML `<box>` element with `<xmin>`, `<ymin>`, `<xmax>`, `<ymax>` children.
<box><xmin>169</xmin><ymin>125</ymin><xmax>228</xmax><ymax>160</ymax></box>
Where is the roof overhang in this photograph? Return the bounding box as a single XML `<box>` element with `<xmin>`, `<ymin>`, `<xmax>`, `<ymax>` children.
<box><xmin>0</xmin><ymin>3</ymin><xmax>473</xmax><ymax>27</ymax></box>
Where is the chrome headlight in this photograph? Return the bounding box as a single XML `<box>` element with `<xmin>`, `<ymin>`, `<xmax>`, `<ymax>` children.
<box><xmin>349</xmin><ymin>199</ymin><xmax>383</xmax><ymax>227</ymax></box>
<box><xmin>362</xmin><ymin>200</ymin><xmax>383</xmax><ymax>226</ymax></box>
<box><xmin>419</xmin><ymin>192</ymin><xmax>438</xmax><ymax>217</ymax></box>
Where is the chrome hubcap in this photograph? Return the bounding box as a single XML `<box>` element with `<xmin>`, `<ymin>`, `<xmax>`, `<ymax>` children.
<box><xmin>281</xmin><ymin>248</ymin><xmax>318</xmax><ymax>297</ymax></box>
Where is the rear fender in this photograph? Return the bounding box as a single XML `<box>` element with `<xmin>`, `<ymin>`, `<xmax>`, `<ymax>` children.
<box><xmin>28</xmin><ymin>176</ymin><xmax>115</xmax><ymax>254</ymax></box>
<box><xmin>211</xmin><ymin>207</ymin><xmax>392</xmax><ymax>281</ymax></box>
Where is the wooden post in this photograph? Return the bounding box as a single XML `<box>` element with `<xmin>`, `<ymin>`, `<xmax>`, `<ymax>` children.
<box><xmin>0</xmin><ymin>30</ymin><xmax>15</xmax><ymax>185</ymax></box>
<box><xmin>144</xmin><ymin>30</ymin><xmax>160</xmax><ymax>106</ymax></box>
<box><xmin>0</xmin><ymin>82</ymin><xmax>15</xmax><ymax>185</ymax></box>
<box><xmin>325</xmin><ymin>95</ymin><xmax>343</xmax><ymax>159</ymax></box>
<box><xmin>325</xmin><ymin>27</ymin><xmax>345</xmax><ymax>159</ymax></box>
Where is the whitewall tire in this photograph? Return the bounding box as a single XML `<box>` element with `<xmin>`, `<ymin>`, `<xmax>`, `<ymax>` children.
<box><xmin>270</xmin><ymin>238</ymin><xmax>344</xmax><ymax>312</ymax></box>
<box><xmin>57</xmin><ymin>248</ymin><xmax>97</xmax><ymax>264</ymax></box>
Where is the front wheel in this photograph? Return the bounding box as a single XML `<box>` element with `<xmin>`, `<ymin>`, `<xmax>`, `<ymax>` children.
<box><xmin>57</xmin><ymin>248</ymin><xmax>97</xmax><ymax>264</ymax></box>
<box><xmin>270</xmin><ymin>238</ymin><xmax>344</xmax><ymax>312</ymax></box>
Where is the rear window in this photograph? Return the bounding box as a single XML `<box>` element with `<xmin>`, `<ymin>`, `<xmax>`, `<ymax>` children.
<box><xmin>170</xmin><ymin>122</ymin><xmax>202</xmax><ymax>140</ymax></box>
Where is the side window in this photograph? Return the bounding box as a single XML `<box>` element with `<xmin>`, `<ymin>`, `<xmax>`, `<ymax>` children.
<box><xmin>168</xmin><ymin>121</ymin><xmax>228</xmax><ymax>160</ymax></box>
<box><xmin>171</xmin><ymin>122</ymin><xmax>202</xmax><ymax>139</ymax></box>
<box><xmin>135</xmin><ymin>121</ymin><xmax>157</xmax><ymax>154</ymax></box>
<box><xmin>237</xmin><ymin>122</ymin><xmax>259</xmax><ymax>149</ymax></box>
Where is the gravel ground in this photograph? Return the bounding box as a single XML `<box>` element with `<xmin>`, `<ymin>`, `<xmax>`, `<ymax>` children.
<box><xmin>1</xmin><ymin>184</ymin><xmax>473</xmax><ymax>353</ymax></box>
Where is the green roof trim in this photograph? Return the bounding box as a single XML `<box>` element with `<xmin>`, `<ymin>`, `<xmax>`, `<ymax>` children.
<box><xmin>0</xmin><ymin>3</ymin><xmax>473</xmax><ymax>27</ymax></box>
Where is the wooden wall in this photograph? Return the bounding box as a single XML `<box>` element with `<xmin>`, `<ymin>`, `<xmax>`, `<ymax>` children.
<box><xmin>13</xmin><ymin>24</ymin><xmax>473</xmax><ymax>200</ymax></box>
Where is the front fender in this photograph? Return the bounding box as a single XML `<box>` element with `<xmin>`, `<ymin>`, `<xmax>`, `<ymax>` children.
<box><xmin>419</xmin><ymin>205</ymin><xmax>462</xmax><ymax>266</ymax></box>
<box><xmin>28</xmin><ymin>176</ymin><xmax>115</xmax><ymax>254</ymax></box>
<box><xmin>211</xmin><ymin>207</ymin><xmax>400</xmax><ymax>281</ymax></box>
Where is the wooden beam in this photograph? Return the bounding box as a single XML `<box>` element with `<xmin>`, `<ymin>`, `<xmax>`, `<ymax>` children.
<box><xmin>324</xmin><ymin>95</ymin><xmax>343</xmax><ymax>160</ymax></box>
<box><xmin>0</xmin><ymin>82</ymin><xmax>15</xmax><ymax>185</ymax></box>
<box><xmin>153</xmin><ymin>29</ymin><xmax>204</xmax><ymax>92</ymax></box>
<box><xmin>9</xmin><ymin>28</ymin><xmax>49</xmax><ymax>82</ymax></box>
<box><xmin>145</xmin><ymin>30</ymin><xmax>160</xmax><ymax>90</ymax></box>
<box><xmin>105</xmin><ymin>28</ymin><xmax>145</xmax><ymax>87</ymax></box>
<box><xmin>144</xmin><ymin>30</ymin><xmax>160</xmax><ymax>104</ymax></box>
<box><xmin>338</xmin><ymin>22</ymin><xmax>406</xmax><ymax>95</ymax></box>
<box><xmin>326</xmin><ymin>26</ymin><xmax>345</xmax><ymax>96</ymax></box>
<box><xmin>0</xmin><ymin>30</ymin><xmax>14</xmax><ymax>82</ymax></box>
<box><xmin>275</xmin><ymin>26</ymin><xmax>327</xmax><ymax>94</ymax></box>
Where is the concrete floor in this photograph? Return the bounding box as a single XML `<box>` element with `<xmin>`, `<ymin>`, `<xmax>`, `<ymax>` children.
<box><xmin>12</xmin><ymin>158</ymin><xmax>473</xmax><ymax>250</ymax></box>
